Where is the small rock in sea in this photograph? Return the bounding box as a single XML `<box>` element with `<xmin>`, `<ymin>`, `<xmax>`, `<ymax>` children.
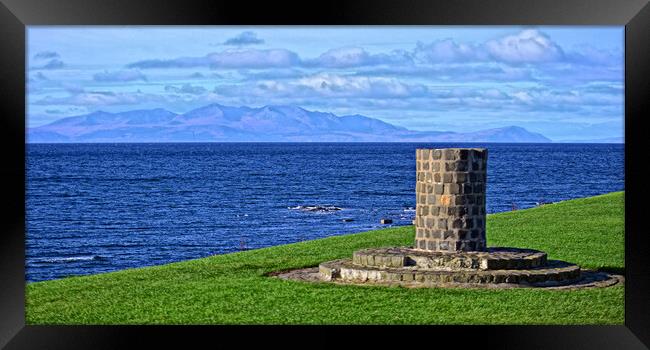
<box><xmin>288</xmin><ymin>205</ymin><xmax>342</xmax><ymax>212</ymax></box>
<box><xmin>380</xmin><ymin>218</ymin><xmax>393</xmax><ymax>224</ymax></box>
<box><xmin>342</xmin><ymin>218</ymin><xmax>354</xmax><ymax>222</ymax></box>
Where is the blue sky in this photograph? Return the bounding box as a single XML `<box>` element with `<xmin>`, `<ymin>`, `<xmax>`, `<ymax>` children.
<box><xmin>27</xmin><ymin>26</ymin><xmax>624</xmax><ymax>141</ymax></box>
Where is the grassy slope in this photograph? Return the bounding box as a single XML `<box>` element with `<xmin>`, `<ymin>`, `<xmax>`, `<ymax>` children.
<box><xmin>26</xmin><ymin>191</ymin><xmax>625</xmax><ymax>325</ymax></box>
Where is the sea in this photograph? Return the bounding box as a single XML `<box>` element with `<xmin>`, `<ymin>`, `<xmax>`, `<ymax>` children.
<box><xmin>26</xmin><ymin>143</ymin><xmax>624</xmax><ymax>282</ymax></box>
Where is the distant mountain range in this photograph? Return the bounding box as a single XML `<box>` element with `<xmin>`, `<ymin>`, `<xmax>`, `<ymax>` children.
<box><xmin>28</xmin><ymin>103</ymin><xmax>554</xmax><ymax>143</ymax></box>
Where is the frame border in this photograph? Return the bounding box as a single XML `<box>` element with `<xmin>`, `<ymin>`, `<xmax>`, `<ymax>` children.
<box><xmin>1</xmin><ymin>0</ymin><xmax>648</xmax><ymax>348</ymax></box>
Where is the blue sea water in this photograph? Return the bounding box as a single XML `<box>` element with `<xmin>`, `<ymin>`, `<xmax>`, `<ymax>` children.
<box><xmin>26</xmin><ymin>143</ymin><xmax>624</xmax><ymax>282</ymax></box>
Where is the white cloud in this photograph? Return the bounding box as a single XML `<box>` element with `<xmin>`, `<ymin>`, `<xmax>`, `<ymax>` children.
<box><xmin>305</xmin><ymin>47</ymin><xmax>412</xmax><ymax>68</ymax></box>
<box><xmin>127</xmin><ymin>49</ymin><xmax>300</xmax><ymax>69</ymax></box>
<box><xmin>216</xmin><ymin>73</ymin><xmax>430</xmax><ymax>99</ymax></box>
<box><xmin>308</xmin><ymin>47</ymin><xmax>371</xmax><ymax>67</ymax></box>
<box><xmin>485</xmin><ymin>29</ymin><xmax>564</xmax><ymax>64</ymax></box>
<box><xmin>414</xmin><ymin>39</ymin><xmax>485</xmax><ymax>63</ymax></box>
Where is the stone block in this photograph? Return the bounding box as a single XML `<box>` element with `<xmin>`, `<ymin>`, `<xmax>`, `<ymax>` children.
<box><xmin>367</xmin><ymin>255</ymin><xmax>375</xmax><ymax>266</ymax></box>
<box><xmin>446</xmin><ymin>183</ymin><xmax>461</xmax><ymax>194</ymax></box>
<box><xmin>454</xmin><ymin>172</ymin><xmax>468</xmax><ymax>183</ymax></box>
<box><xmin>444</xmin><ymin>149</ymin><xmax>456</xmax><ymax>160</ymax></box>
<box><xmin>445</xmin><ymin>162</ymin><xmax>454</xmax><ymax>172</ymax></box>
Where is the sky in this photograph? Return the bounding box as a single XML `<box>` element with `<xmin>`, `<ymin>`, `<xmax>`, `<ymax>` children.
<box><xmin>27</xmin><ymin>26</ymin><xmax>624</xmax><ymax>141</ymax></box>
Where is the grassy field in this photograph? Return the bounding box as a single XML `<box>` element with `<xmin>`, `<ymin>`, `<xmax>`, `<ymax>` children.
<box><xmin>26</xmin><ymin>191</ymin><xmax>625</xmax><ymax>325</ymax></box>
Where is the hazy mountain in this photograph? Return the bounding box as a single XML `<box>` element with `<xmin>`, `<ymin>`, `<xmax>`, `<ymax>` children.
<box><xmin>28</xmin><ymin>103</ymin><xmax>552</xmax><ymax>143</ymax></box>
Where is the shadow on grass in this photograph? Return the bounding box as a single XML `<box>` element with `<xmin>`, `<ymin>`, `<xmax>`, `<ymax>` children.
<box><xmin>596</xmin><ymin>266</ymin><xmax>625</xmax><ymax>275</ymax></box>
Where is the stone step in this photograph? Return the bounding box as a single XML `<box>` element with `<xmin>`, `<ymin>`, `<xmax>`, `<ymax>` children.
<box><xmin>319</xmin><ymin>258</ymin><xmax>580</xmax><ymax>285</ymax></box>
<box><xmin>352</xmin><ymin>247</ymin><xmax>547</xmax><ymax>270</ymax></box>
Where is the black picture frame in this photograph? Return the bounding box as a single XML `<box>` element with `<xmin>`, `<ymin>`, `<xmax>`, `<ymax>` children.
<box><xmin>1</xmin><ymin>0</ymin><xmax>648</xmax><ymax>348</ymax></box>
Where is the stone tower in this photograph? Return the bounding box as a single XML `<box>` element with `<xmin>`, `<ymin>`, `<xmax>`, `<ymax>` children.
<box><xmin>414</xmin><ymin>148</ymin><xmax>487</xmax><ymax>252</ymax></box>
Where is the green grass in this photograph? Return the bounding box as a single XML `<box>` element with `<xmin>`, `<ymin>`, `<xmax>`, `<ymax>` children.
<box><xmin>26</xmin><ymin>191</ymin><xmax>625</xmax><ymax>325</ymax></box>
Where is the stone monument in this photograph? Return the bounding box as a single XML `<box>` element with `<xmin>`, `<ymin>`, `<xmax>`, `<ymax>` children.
<box><xmin>314</xmin><ymin>148</ymin><xmax>585</xmax><ymax>287</ymax></box>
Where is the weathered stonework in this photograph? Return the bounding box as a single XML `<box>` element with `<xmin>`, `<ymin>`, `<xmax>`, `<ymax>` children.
<box><xmin>318</xmin><ymin>258</ymin><xmax>581</xmax><ymax>285</ymax></box>
<box><xmin>352</xmin><ymin>247</ymin><xmax>547</xmax><ymax>270</ymax></box>
<box><xmin>415</xmin><ymin>148</ymin><xmax>487</xmax><ymax>252</ymax></box>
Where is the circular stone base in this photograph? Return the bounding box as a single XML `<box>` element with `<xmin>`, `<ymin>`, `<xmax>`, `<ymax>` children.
<box><xmin>353</xmin><ymin>247</ymin><xmax>547</xmax><ymax>270</ymax></box>
<box><xmin>268</xmin><ymin>246</ymin><xmax>623</xmax><ymax>289</ymax></box>
<box><xmin>319</xmin><ymin>258</ymin><xmax>581</xmax><ymax>285</ymax></box>
<box><xmin>272</xmin><ymin>265</ymin><xmax>623</xmax><ymax>290</ymax></box>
